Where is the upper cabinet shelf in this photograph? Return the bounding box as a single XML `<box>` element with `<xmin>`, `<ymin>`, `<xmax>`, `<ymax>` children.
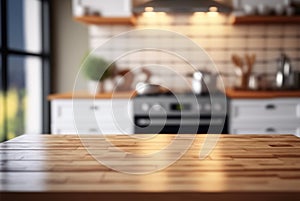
<box><xmin>230</xmin><ymin>15</ymin><xmax>300</xmax><ymax>25</ymax></box>
<box><xmin>72</xmin><ymin>0</ymin><xmax>135</xmax><ymax>25</ymax></box>
<box><xmin>74</xmin><ymin>16</ymin><xmax>137</xmax><ymax>25</ymax></box>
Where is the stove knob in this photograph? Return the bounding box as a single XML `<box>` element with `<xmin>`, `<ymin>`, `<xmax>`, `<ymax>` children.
<box><xmin>204</xmin><ymin>103</ymin><xmax>211</xmax><ymax>111</ymax></box>
<box><xmin>214</xmin><ymin>103</ymin><xmax>222</xmax><ymax>111</ymax></box>
<box><xmin>141</xmin><ymin>103</ymin><xmax>150</xmax><ymax>111</ymax></box>
<box><xmin>152</xmin><ymin>104</ymin><xmax>163</xmax><ymax>111</ymax></box>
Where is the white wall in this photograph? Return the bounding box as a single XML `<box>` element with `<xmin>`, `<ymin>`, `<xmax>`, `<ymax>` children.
<box><xmin>52</xmin><ymin>0</ymin><xmax>89</xmax><ymax>93</ymax></box>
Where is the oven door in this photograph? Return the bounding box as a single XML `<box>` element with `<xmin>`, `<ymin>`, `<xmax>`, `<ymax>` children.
<box><xmin>134</xmin><ymin>116</ymin><xmax>227</xmax><ymax>134</ymax></box>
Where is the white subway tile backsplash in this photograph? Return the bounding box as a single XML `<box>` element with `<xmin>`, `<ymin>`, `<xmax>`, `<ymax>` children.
<box><xmin>208</xmin><ymin>25</ymin><xmax>228</xmax><ymax>36</ymax></box>
<box><xmin>284</xmin><ymin>50</ymin><xmax>300</xmax><ymax>60</ymax></box>
<box><xmin>89</xmin><ymin>38</ymin><xmax>107</xmax><ymax>50</ymax></box>
<box><xmin>192</xmin><ymin>38</ymin><xmax>211</xmax><ymax>49</ymax></box>
<box><xmin>252</xmin><ymin>63</ymin><xmax>271</xmax><ymax>73</ymax></box>
<box><xmin>266</xmin><ymin>38</ymin><xmax>283</xmax><ymax>49</ymax></box>
<box><xmin>231</xmin><ymin>26</ymin><xmax>250</xmax><ymax>36</ymax></box>
<box><xmin>227</xmin><ymin>38</ymin><xmax>248</xmax><ymax>49</ymax></box>
<box><xmin>283</xmin><ymin>38</ymin><xmax>299</xmax><ymax>49</ymax></box>
<box><xmin>204</xmin><ymin>14</ymin><xmax>228</xmax><ymax>24</ymax></box>
<box><xmin>266</xmin><ymin>25</ymin><xmax>284</xmax><ymax>37</ymax></box>
<box><xmin>190</xmin><ymin>50</ymin><xmax>209</xmax><ymax>63</ymax></box>
<box><xmin>89</xmin><ymin>25</ymin><xmax>112</xmax><ymax>37</ymax></box>
<box><xmin>88</xmin><ymin>14</ymin><xmax>300</xmax><ymax>87</ymax></box>
<box><xmin>111</xmin><ymin>25</ymin><xmax>131</xmax><ymax>35</ymax></box>
<box><xmin>173</xmin><ymin>14</ymin><xmax>190</xmax><ymax>24</ymax></box>
<box><xmin>248</xmin><ymin>25</ymin><xmax>266</xmax><ymax>36</ymax></box>
<box><xmin>219</xmin><ymin>63</ymin><xmax>232</xmax><ymax>72</ymax></box>
<box><xmin>283</xmin><ymin>25</ymin><xmax>300</xmax><ymax>36</ymax></box>
<box><xmin>266</xmin><ymin>50</ymin><xmax>281</xmax><ymax>61</ymax></box>
<box><xmin>208</xmin><ymin>50</ymin><xmax>227</xmax><ymax>61</ymax></box>
<box><xmin>247</xmin><ymin>38</ymin><xmax>267</xmax><ymax>49</ymax></box>
<box><xmin>295</xmin><ymin>61</ymin><xmax>300</xmax><ymax>71</ymax></box>
<box><xmin>208</xmin><ymin>38</ymin><xmax>227</xmax><ymax>49</ymax></box>
<box><xmin>170</xmin><ymin>24</ymin><xmax>187</xmax><ymax>32</ymax></box>
<box><xmin>245</xmin><ymin>51</ymin><xmax>263</xmax><ymax>59</ymax></box>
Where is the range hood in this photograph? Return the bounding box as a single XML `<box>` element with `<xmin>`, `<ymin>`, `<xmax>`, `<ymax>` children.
<box><xmin>133</xmin><ymin>0</ymin><xmax>232</xmax><ymax>14</ymax></box>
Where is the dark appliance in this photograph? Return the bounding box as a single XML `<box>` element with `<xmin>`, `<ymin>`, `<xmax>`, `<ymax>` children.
<box><xmin>134</xmin><ymin>92</ymin><xmax>228</xmax><ymax>134</ymax></box>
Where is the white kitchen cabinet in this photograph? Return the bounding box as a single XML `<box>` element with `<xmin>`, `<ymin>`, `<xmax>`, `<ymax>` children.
<box><xmin>51</xmin><ymin>99</ymin><xmax>133</xmax><ymax>135</ymax></box>
<box><xmin>229</xmin><ymin>98</ymin><xmax>300</xmax><ymax>136</ymax></box>
<box><xmin>72</xmin><ymin>0</ymin><xmax>136</xmax><ymax>25</ymax></box>
<box><xmin>72</xmin><ymin>0</ymin><xmax>132</xmax><ymax>17</ymax></box>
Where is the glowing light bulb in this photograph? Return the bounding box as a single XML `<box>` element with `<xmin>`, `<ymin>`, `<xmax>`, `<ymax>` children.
<box><xmin>157</xmin><ymin>12</ymin><xmax>166</xmax><ymax>16</ymax></box>
<box><xmin>145</xmin><ymin>7</ymin><xmax>154</xmax><ymax>12</ymax></box>
<box><xmin>209</xmin><ymin>6</ymin><xmax>218</xmax><ymax>12</ymax></box>
<box><xmin>207</xmin><ymin>6</ymin><xmax>219</xmax><ymax>17</ymax></box>
<box><xmin>193</xmin><ymin>12</ymin><xmax>205</xmax><ymax>17</ymax></box>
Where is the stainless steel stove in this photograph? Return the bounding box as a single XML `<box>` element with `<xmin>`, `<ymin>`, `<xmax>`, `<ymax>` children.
<box><xmin>133</xmin><ymin>92</ymin><xmax>228</xmax><ymax>134</ymax></box>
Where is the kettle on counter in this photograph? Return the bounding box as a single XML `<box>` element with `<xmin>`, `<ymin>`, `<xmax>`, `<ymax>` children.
<box><xmin>276</xmin><ymin>53</ymin><xmax>294</xmax><ymax>89</ymax></box>
<box><xmin>187</xmin><ymin>71</ymin><xmax>219</xmax><ymax>95</ymax></box>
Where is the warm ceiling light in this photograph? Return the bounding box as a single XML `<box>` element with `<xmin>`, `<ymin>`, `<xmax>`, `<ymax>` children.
<box><xmin>207</xmin><ymin>12</ymin><xmax>219</xmax><ymax>17</ymax></box>
<box><xmin>142</xmin><ymin>11</ymin><xmax>156</xmax><ymax>18</ymax></box>
<box><xmin>157</xmin><ymin>12</ymin><xmax>166</xmax><ymax>16</ymax></box>
<box><xmin>193</xmin><ymin>12</ymin><xmax>205</xmax><ymax>16</ymax></box>
<box><xmin>209</xmin><ymin>6</ymin><xmax>218</xmax><ymax>12</ymax></box>
<box><xmin>145</xmin><ymin>7</ymin><xmax>154</xmax><ymax>12</ymax></box>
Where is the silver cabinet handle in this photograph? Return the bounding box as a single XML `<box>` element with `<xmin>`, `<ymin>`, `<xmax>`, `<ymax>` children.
<box><xmin>266</xmin><ymin>104</ymin><xmax>276</xmax><ymax>110</ymax></box>
<box><xmin>266</xmin><ymin>128</ymin><xmax>276</xmax><ymax>132</ymax></box>
<box><xmin>90</xmin><ymin>106</ymin><xmax>99</xmax><ymax>110</ymax></box>
<box><xmin>57</xmin><ymin>106</ymin><xmax>62</xmax><ymax>117</ymax></box>
<box><xmin>137</xmin><ymin>119</ymin><xmax>223</xmax><ymax>126</ymax></box>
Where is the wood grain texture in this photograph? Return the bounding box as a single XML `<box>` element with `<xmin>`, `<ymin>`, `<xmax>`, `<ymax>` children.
<box><xmin>1</xmin><ymin>134</ymin><xmax>300</xmax><ymax>201</ymax></box>
<box><xmin>47</xmin><ymin>91</ymin><xmax>136</xmax><ymax>100</ymax></box>
<box><xmin>226</xmin><ymin>88</ymin><xmax>300</xmax><ymax>99</ymax></box>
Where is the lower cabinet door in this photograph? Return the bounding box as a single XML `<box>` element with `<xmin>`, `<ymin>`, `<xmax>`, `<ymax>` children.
<box><xmin>51</xmin><ymin>99</ymin><xmax>133</xmax><ymax>135</ymax></box>
<box><xmin>230</xmin><ymin>99</ymin><xmax>300</xmax><ymax>121</ymax></box>
<box><xmin>52</xmin><ymin>123</ymin><xmax>133</xmax><ymax>135</ymax></box>
<box><xmin>51</xmin><ymin>124</ymin><xmax>99</xmax><ymax>134</ymax></box>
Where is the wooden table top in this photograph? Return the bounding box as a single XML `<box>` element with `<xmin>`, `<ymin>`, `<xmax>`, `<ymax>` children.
<box><xmin>1</xmin><ymin>134</ymin><xmax>300</xmax><ymax>201</ymax></box>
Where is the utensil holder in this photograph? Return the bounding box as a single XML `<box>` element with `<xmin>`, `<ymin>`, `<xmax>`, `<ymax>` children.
<box><xmin>241</xmin><ymin>74</ymin><xmax>250</xmax><ymax>89</ymax></box>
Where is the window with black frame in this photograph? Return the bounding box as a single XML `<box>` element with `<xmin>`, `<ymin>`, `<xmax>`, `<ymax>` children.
<box><xmin>0</xmin><ymin>0</ymin><xmax>50</xmax><ymax>142</ymax></box>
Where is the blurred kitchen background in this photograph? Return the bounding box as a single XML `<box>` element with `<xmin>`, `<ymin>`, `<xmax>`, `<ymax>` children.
<box><xmin>1</xmin><ymin>0</ymin><xmax>300</xmax><ymax>141</ymax></box>
<box><xmin>55</xmin><ymin>0</ymin><xmax>300</xmax><ymax>92</ymax></box>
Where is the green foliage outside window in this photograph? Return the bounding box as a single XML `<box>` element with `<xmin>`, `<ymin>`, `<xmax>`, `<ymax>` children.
<box><xmin>0</xmin><ymin>89</ymin><xmax>26</xmax><ymax>142</ymax></box>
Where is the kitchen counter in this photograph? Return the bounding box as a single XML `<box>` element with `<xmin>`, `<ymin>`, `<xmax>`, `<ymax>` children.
<box><xmin>47</xmin><ymin>91</ymin><xmax>136</xmax><ymax>100</ymax></box>
<box><xmin>1</xmin><ymin>134</ymin><xmax>300</xmax><ymax>201</ymax></box>
<box><xmin>226</xmin><ymin>88</ymin><xmax>300</xmax><ymax>99</ymax></box>
<box><xmin>49</xmin><ymin>89</ymin><xmax>300</xmax><ymax>100</ymax></box>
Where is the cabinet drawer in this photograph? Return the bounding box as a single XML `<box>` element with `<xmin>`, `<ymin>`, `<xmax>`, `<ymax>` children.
<box><xmin>231</xmin><ymin>99</ymin><xmax>300</xmax><ymax>121</ymax></box>
<box><xmin>232</xmin><ymin>128</ymin><xmax>297</xmax><ymax>135</ymax></box>
<box><xmin>52</xmin><ymin>123</ymin><xmax>133</xmax><ymax>135</ymax></box>
<box><xmin>230</xmin><ymin>121</ymin><xmax>300</xmax><ymax>135</ymax></box>
<box><xmin>51</xmin><ymin>124</ymin><xmax>100</xmax><ymax>134</ymax></box>
<box><xmin>52</xmin><ymin>100</ymin><xmax>132</xmax><ymax>122</ymax></box>
<box><xmin>51</xmin><ymin>99</ymin><xmax>133</xmax><ymax>134</ymax></box>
